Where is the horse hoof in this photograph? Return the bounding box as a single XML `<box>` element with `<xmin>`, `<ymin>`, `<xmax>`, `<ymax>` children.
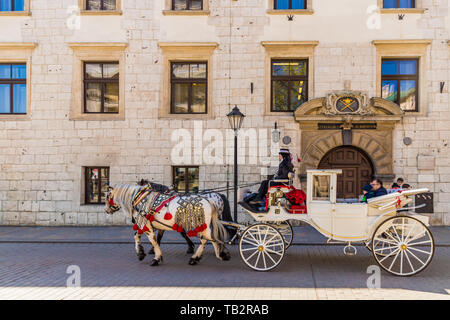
<box><xmin>220</xmin><ymin>252</ymin><xmax>231</xmax><ymax>261</ymax></box>
<box><xmin>150</xmin><ymin>259</ymin><xmax>160</xmax><ymax>266</ymax></box>
<box><xmin>137</xmin><ymin>253</ymin><xmax>146</xmax><ymax>261</ymax></box>
<box><xmin>148</xmin><ymin>248</ymin><xmax>155</xmax><ymax>255</ymax></box>
<box><xmin>187</xmin><ymin>247</ymin><xmax>195</xmax><ymax>254</ymax></box>
<box><xmin>188</xmin><ymin>258</ymin><xmax>197</xmax><ymax>266</ymax></box>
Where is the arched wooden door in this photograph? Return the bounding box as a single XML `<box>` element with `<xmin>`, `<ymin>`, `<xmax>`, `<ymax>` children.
<box><xmin>318</xmin><ymin>146</ymin><xmax>374</xmax><ymax>199</ymax></box>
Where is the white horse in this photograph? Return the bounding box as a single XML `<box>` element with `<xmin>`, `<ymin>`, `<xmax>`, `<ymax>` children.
<box><xmin>105</xmin><ymin>184</ymin><xmax>231</xmax><ymax>266</ymax></box>
<box><xmin>136</xmin><ymin>180</ymin><xmax>233</xmax><ymax>257</ymax></box>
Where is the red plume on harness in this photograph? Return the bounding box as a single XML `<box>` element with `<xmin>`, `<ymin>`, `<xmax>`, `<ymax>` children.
<box><xmin>109</xmin><ymin>198</ymin><xmax>115</xmax><ymax>206</ymax></box>
<box><xmin>396</xmin><ymin>196</ymin><xmax>402</xmax><ymax>208</ymax></box>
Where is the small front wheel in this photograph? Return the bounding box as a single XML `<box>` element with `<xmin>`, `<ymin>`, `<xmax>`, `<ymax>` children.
<box><xmin>372</xmin><ymin>216</ymin><xmax>434</xmax><ymax>276</ymax></box>
<box><xmin>239</xmin><ymin>224</ymin><xmax>285</xmax><ymax>272</ymax></box>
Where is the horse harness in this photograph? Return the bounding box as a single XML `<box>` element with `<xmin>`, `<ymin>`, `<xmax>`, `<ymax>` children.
<box><xmin>131</xmin><ymin>186</ymin><xmax>208</xmax><ymax>238</ymax></box>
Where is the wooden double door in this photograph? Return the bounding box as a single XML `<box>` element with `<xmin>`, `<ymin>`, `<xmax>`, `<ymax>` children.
<box><xmin>318</xmin><ymin>146</ymin><xmax>373</xmax><ymax>199</ymax></box>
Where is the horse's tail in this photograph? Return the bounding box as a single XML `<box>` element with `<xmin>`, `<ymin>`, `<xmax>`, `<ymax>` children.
<box><xmin>218</xmin><ymin>193</ymin><xmax>233</xmax><ymax>222</ymax></box>
<box><xmin>208</xmin><ymin>201</ymin><xmax>228</xmax><ymax>252</ymax></box>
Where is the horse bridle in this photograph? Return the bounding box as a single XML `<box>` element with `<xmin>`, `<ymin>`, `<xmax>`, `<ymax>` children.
<box><xmin>106</xmin><ymin>188</ymin><xmax>121</xmax><ymax>213</ymax></box>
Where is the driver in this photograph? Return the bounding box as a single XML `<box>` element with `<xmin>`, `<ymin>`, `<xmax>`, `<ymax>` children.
<box><xmin>249</xmin><ymin>148</ymin><xmax>294</xmax><ymax>204</ymax></box>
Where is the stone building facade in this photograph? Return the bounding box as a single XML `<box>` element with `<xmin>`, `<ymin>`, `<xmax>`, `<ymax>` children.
<box><xmin>0</xmin><ymin>0</ymin><xmax>448</xmax><ymax>226</ymax></box>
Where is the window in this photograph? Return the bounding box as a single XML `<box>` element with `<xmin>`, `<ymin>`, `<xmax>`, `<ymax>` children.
<box><xmin>0</xmin><ymin>0</ymin><xmax>24</xmax><ymax>11</ymax></box>
<box><xmin>383</xmin><ymin>0</ymin><xmax>415</xmax><ymax>8</ymax></box>
<box><xmin>172</xmin><ymin>0</ymin><xmax>203</xmax><ymax>10</ymax></box>
<box><xmin>274</xmin><ymin>0</ymin><xmax>306</xmax><ymax>9</ymax></box>
<box><xmin>381</xmin><ymin>59</ymin><xmax>418</xmax><ymax>112</ymax></box>
<box><xmin>86</xmin><ymin>0</ymin><xmax>116</xmax><ymax>10</ymax></box>
<box><xmin>271</xmin><ymin>59</ymin><xmax>308</xmax><ymax>112</ymax></box>
<box><xmin>0</xmin><ymin>64</ymin><xmax>26</xmax><ymax>114</ymax></box>
<box><xmin>85</xmin><ymin>167</ymin><xmax>110</xmax><ymax>205</ymax></box>
<box><xmin>171</xmin><ymin>62</ymin><xmax>207</xmax><ymax>114</ymax></box>
<box><xmin>173</xmin><ymin>166</ymin><xmax>199</xmax><ymax>194</ymax></box>
<box><xmin>84</xmin><ymin>62</ymin><xmax>119</xmax><ymax>114</ymax></box>
<box><xmin>312</xmin><ymin>175</ymin><xmax>330</xmax><ymax>201</ymax></box>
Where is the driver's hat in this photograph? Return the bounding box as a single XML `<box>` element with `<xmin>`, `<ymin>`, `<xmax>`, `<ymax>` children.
<box><xmin>279</xmin><ymin>148</ymin><xmax>290</xmax><ymax>155</ymax></box>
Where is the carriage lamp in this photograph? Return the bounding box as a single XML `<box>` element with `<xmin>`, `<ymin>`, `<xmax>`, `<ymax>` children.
<box><xmin>227</xmin><ymin>106</ymin><xmax>245</xmax><ymax>223</ymax></box>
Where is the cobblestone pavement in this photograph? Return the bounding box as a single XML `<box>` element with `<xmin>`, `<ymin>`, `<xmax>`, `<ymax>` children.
<box><xmin>0</xmin><ymin>242</ymin><xmax>449</xmax><ymax>300</ymax></box>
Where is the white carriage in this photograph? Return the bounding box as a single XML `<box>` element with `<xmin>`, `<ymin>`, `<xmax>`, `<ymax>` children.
<box><xmin>234</xmin><ymin>169</ymin><xmax>434</xmax><ymax>276</ymax></box>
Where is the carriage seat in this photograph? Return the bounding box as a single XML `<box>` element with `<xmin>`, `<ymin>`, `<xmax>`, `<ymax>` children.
<box><xmin>269</xmin><ymin>172</ymin><xmax>295</xmax><ymax>187</ymax></box>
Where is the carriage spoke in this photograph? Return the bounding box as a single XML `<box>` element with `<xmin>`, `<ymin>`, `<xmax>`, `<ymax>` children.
<box><xmin>255</xmin><ymin>251</ymin><xmax>262</xmax><ymax>267</ymax></box>
<box><xmin>406</xmin><ymin>248</ymin><xmax>425</xmax><ymax>265</ymax></box>
<box><xmin>246</xmin><ymin>231</ymin><xmax>261</xmax><ymax>245</ymax></box>
<box><xmin>264</xmin><ymin>251</ymin><xmax>277</xmax><ymax>265</ymax></box>
<box><xmin>374</xmin><ymin>245</ymin><xmax>397</xmax><ymax>253</ymax></box>
<box><xmin>400</xmin><ymin>250</ymin><xmax>404</xmax><ymax>274</ymax></box>
<box><xmin>388</xmin><ymin>249</ymin><xmax>401</xmax><ymax>271</ymax></box>
<box><xmin>264</xmin><ymin>243</ymin><xmax>284</xmax><ymax>249</ymax></box>
<box><xmin>242</xmin><ymin>238</ymin><xmax>259</xmax><ymax>247</ymax></box>
<box><xmin>262</xmin><ymin>226</ymin><xmax>270</xmax><ymax>244</ymax></box>
<box><xmin>407</xmin><ymin>246</ymin><xmax>432</xmax><ymax>255</ymax></box>
<box><xmin>264</xmin><ymin>232</ymin><xmax>281</xmax><ymax>245</ymax></box>
<box><xmin>378</xmin><ymin>248</ymin><xmax>400</xmax><ymax>263</ymax></box>
<box><xmin>265</xmin><ymin>248</ymin><xmax>284</xmax><ymax>256</ymax></box>
<box><xmin>390</xmin><ymin>224</ymin><xmax>402</xmax><ymax>242</ymax></box>
<box><xmin>404</xmin><ymin>220</ymin><xmax>418</xmax><ymax>242</ymax></box>
<box><xmin>262</xmin><ymin>251</ymin><xmax>267</xmax><ymax>269</ymax></box>
<box><xmin>404</xmin><ymin>249</ymin><xmax>415</xmax><ymax>273</ymax></box>
<box><xmin>244</xmin><ymin>249</ymin><xmax>259</xmax><ymax>261</ymax></box>
<box><xmin>401</xmin><ymin>218</ymin><xmax>406</xmax><ymax>242</ymax></box>
<box><xmin>373</xmin><ymin>237</ymin><xmax>399</xmax><ymax>246</ymax></box>
<box><xmin>241</xmin><ymin>247</ymin><xmax>259</xmax><ymax>252</ymax></box>
<box><xmin>405</xmin><ymin>231</ymin><xmax>427</xmax><ymax>244</ymax></box>
<box><xmin>408</xmin><ymin>240</ymin><xmax>432</xmax><ymax>246</ymax></box>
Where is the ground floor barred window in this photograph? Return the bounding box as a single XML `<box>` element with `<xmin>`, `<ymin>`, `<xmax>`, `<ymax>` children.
<box><xmin>85</xmin><ymin>167</ymin><xmax>110</xmax><ymax>205</ymax></box>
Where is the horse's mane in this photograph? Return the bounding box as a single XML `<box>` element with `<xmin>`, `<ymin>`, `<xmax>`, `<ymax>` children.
<box><xmin>112</xmin><ymin>184</ymin><xmax>142</xmax><ymax>217</ymax></box>
<box><xmin>137</xmin><ymin>179</ymin><xmax>169</xmax><ymax>193</ymax></box>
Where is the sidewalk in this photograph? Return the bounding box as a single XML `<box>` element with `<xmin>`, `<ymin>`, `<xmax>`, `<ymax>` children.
<box><xmin>0</xmin><ymin>225</ymin><xmax>449</xmax><ymax>246</ymax></box>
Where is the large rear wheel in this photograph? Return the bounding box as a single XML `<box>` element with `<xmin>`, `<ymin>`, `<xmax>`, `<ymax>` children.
<box><xmin>371</xmin><ymin>216</ymin><xmax>434</xmax><ymax>276</ymax></box>
<box><xmin>239</xmin><ymin>224</ymin><xmax>285</xmax><ymax>272</ymax></box>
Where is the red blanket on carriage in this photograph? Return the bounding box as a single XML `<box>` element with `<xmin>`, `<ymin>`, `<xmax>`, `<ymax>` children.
<box><xmin>285</xmin><ymin>187</ymin><xmax>307</xmax><ymax>214</ymax></box>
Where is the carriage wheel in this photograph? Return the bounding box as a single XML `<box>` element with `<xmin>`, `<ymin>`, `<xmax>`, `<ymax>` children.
<box><xmin>371</xmin><ymin>216</ymin><xmax>434</xmax><ymax>276</ymax></box>
<box><xmin>239</xmin><ymin>224</ymin><xmax>285</xmax><ymax>272</ymax></box>
<box><xmin>270</xmin><ymin>221</ymin><xmax>294</xmax><ymax>249</ymax></box>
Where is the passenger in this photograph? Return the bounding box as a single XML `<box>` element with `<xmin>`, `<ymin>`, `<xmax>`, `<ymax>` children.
<box><xmin>365</xmin><ymin>178</ymin><xmax>388</xmax><ymax>200</ymax></box>
<box><xmin>392</xmin><ymin>177</ymin><xmax>404</xmax><ymax>189</ymax></box>
<box><xmin>249</xmin><ymin>148</ymin><xmax>294</xmax><ymax>204</ymax></box>
<box><xmin>361</xmin><ymin>184</ymin><xmax>373</xmax><ymax>203</ymax></box>
<box><xmin>401</xmin><ymin>183</ymin><xmax>411</xmax><ymax>190</ymax></box>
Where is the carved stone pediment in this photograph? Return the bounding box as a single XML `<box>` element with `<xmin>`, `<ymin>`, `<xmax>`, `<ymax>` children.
<box><xmin>294</xmin><ymin>91</ymin><xmax>404</xmax><ymax>121</ymax></box>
